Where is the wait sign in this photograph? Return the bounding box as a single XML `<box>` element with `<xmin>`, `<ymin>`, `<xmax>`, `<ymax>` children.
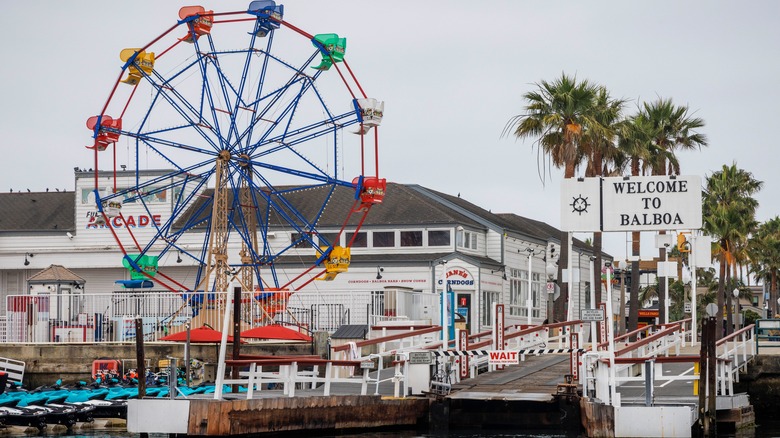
<box><xmin>488</xmin><ymin>350</ymin><xmax>519</xmax><ymax>366</ymax></box>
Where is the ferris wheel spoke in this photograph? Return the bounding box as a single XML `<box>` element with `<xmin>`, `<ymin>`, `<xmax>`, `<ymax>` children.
<box><xmin>93</xmin><ymin>7</ymin><xmax>380</xmax><ymax>293</ymax></box>
<box><xmin>238</xmin><ymin>53</ymin><xmax>323</xmax><ymax>151</ymax></box>
<box><xmin>249</xmin><ymin>110</ymin><xmax>357</xmax><ymax>160</ymax></box>
<box><xmin>143</xmin><ymin>68</ymin><xmax>231</xmax><ymax>152</ymax></box>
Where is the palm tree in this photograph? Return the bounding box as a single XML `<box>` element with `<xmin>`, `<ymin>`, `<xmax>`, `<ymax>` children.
<box><xmin>579</xmin><ymin>87</ymin><xmax>627</xmax><ymax>308</ymax></box>
<box><xmin>635</xmin><ymin>98</ymin><xmax>708</xmax><ymax>325</ymax></box>
<box><xmin>749</xmin><ymin>217</ymin><xmax>780</xmax><ymax>317</ymax></box>
<box><xmin>506</xmin><ymin>73</ymin><xmax>600</xmax><ymax>321</ymax></box>
<box><xmin>702</xmin><ymin>163</ymin><xmax>762</xmax><ymax>338</ymax></box>
<box><xmin>616</xmin><ymin>115</ymin><xmax>653</xmax><ymax>335</ymax></box>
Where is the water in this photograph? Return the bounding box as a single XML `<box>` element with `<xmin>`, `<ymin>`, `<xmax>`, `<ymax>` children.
<box><xmin>0</xmin><ymin>434</ymin><xmax>566</xmax><ymax>438</ymax></box>
<box><xmin>4</xmin><ymin>421</ymin><xmax>780</xmax><ymax>437</ymax></box>
<box><xmin>4</xmin><ymin>430</ymin><xmax>780</xmax><ymax>438</ymax></box>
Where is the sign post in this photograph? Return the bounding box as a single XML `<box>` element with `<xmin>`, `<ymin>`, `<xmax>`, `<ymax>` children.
<box><xmin>494</xmin><ymin>303</ymin><xmax>505</xmax><ymax>370</ymax></box>
<box><xmin>458</xmin><ymin>329</ymin><xmax>469</xmax><ymax>379</ymax></box>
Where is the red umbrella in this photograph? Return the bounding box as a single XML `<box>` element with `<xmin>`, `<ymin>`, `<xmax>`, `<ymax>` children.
<box><xmin>240</xmin><ymin>324</ymin><xmax>312</xmax><ymax>342</ymax></box>
<box><xmin>160</xmin><ymin>325</ymin><xmax>237</xmax><ymax>343</ymax></box>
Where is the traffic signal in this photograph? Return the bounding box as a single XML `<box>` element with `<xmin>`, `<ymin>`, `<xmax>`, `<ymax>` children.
<box><xmin>677</xmin><ymin>233</ymin><xmax>691</xmax><ymax>253</ymax></box>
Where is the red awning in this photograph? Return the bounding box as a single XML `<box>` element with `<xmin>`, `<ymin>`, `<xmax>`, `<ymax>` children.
<box><xmin>240</xmin><ymin>324</ymin><xmax>312</xmax><ymax>342</ymax></box>
<box><xmin>160</xmin><ymin>325</ymin><xmax>237</xmax><ymax>343</ymax></box>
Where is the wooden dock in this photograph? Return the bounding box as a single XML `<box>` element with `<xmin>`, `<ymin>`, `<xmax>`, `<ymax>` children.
<box><xmin>450</xmin><ymin>353</ymin><xmax>573</xmax><ymax>398</ymax></box>
<box><xmin>430</xmin><ymin>353</ymin><xmax>586</xmax><ymax>435</ymax></box>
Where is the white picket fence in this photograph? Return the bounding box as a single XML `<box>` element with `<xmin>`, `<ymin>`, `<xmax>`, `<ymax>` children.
<box><xmin>1</xmin><ymin>289</ymin><xmax>439</xmax><ymax>344</ymax></box>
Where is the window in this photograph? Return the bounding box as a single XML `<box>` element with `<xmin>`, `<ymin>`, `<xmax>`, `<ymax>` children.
<box><xmin>509</xmin><ymin>270</ymin><xmax>541</xmax><ymax>318</ymax></box>
<box><xmin>584</xmin><ymin>281</ymin><xmax>592</xmax><ymax>309</ymax></box>
<box><xmin>346</xmin><ymin>231</ymin><xmax>367</xmax><ymax>248</ymax></box>
<box><xmin>481</xmin><ymin>290</ymin><xmax>501</xmax><ymax>327</ymax></box>
<box><xmin>457</xmin><ymin>229</ymin><xmax>477</xmax><ymax>250</ymax></box>
<box><xmin>290</xmin><ymin>232</ymin><xmax>312</xmax><ymax>248</ymax></box>
<box><xmin>509</xmin><ymin>270</ymin><xmax>528</xmax><ymax>316</ymax></box>
<box><xmin>372</xmin><ymin>231</ymin><xmax>395</xmax><ymax>248</ymax></box>
<box><xmin>400</xmin><ymin>230</ymin><xmax>423</xmax><ymax>247</ymax></box>
<box><xmin>428</xmin><ymin>230</ymin><xmax>450</xmax><ymax>247</ymax></box>
<box><xmin>530</xmin><ymin>272</ymin><xmax>542</xmax><ymax>318</ymax></box>
<box><xmin>318</xmin><ymin>233</ymin><xmax>341</xmax><ymax>247</ymax></box>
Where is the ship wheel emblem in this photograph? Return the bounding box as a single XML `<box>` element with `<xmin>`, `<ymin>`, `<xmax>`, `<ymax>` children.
<box><xmin>570</xmin><ymin>194</ymin><xmax>590</xmax><ymax>215</ymax></box>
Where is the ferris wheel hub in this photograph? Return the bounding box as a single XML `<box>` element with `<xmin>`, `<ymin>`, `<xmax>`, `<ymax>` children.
<box><xmin>217</xmin><ymin>150</ymin><xmax>231</xmax><ymax>162</ymax></box>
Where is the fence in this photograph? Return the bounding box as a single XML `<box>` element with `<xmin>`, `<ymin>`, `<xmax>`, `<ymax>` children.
<box><xmin>2</xmin><ymin>289</ymin><xmax>441</xmax><ymax>344</ymax></box>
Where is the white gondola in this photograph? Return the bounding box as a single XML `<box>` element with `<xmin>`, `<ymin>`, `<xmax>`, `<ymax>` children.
<box><xmin>353</xmin><ymin>98</ymin><xmax>384</xmax><ymax>134</ymax></box>
<box><xmin>102</xmin><ymin>201</ymin><xmax>122</xmax><ymax>218</ymax></box>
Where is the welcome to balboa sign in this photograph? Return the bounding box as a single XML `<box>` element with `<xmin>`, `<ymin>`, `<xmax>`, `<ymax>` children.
<box><xmin>561</xmin><ymin>175</ymin><xmax>702</xmax><ymax>232</ymax></box>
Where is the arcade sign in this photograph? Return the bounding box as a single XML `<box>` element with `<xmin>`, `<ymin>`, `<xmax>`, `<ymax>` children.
<box><xmin>85</xmin><ymin>212</ymin><xmax>162</xmax><ymax>229</ymax></box>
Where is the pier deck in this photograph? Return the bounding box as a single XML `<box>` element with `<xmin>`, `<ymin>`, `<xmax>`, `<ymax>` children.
<box><xmin>449</xmin><ymin>353</ymin><xmax>574</xmax><ymax>399</ymax></box>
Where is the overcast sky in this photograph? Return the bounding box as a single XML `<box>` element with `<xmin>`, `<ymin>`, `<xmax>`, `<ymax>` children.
<box><xmin>2</xmin><ymin>1</ymin><xmax>779</xmax><ymax>261</ymax></box>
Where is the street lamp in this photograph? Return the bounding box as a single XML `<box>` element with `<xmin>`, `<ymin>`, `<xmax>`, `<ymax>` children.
<box><xmin>546</xmin><ymin>262</ymin><xmax>557</xmax><ymax>324</ymax></box>
<box><xmin>732</xmin><ymin>288</ymin><xmax>740</xmax><ymax>331</ymax></box>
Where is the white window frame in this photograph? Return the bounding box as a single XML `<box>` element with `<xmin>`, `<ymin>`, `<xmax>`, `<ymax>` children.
<box><xmin>481</xmin><ymin>290</ymin><xmax>501</xmax><ymax>327</ymax></box>
<box><xmin>457</xmin><ymin>229</ymin><xmax>477</xmax><ymax>250</ymax></box>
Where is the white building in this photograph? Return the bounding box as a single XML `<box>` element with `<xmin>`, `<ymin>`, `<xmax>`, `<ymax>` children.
<box><xmin>0</xmin><ymin>170</ymin><xmax>609</xmax><ymax>337</ymax></box>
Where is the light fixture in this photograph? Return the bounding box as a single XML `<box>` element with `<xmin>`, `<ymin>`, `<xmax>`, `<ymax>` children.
<box><xmin>376</xmin><ymin>266</ymin><xmax>384</xmax><ymax>280</ymax></box>
<box><xmin>177</xmin><ymin>251</ymin><xmax>183</xmax><ymax>263</ymax></box>
<box><xmin>24</xmin><ymin>253</ymin><xmax>33</xmax><ymax>266</ymax></box>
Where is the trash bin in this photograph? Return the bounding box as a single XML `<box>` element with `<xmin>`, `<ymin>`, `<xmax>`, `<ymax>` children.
<box><xmin>203</xmin><ymin>363</ymin><xmax>217</xmax><ymax>382</ymax></box>
<box><xmin>455</xmin><ymin>313</ymin><xmax>467</xmax><ymax>331</ymax></box>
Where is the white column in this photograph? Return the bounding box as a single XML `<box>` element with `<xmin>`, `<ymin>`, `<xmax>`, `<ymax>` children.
<box><xmin>605</xmin><ymin>265</ymin><xmax>618</xmax><ymax>406</ymax></box>
<box><xmin>690</xmin><ymin>232</ymin><xmax>698</xmax><ymax>346</ymax></box>
<box><xmin>440</xmin><ymin>264</ymin><xmax>448</xmax><ymax>350</ymax></box>
<box><xmin>527</xmin><ymin>253</ymin><xmax>533</xmax><ymax>325</ymax></box>
<box><xmin>589</xmin><ymin>257</ymin><xmax>597</xmax><ymax>353</ymax></box>
<box><xmin>214</xmin><ymin>282</ymin><xmax>236</xmax><ymax>400</ymax></box>
<box><xmin>567</xmin><ymin>232</ymin><xmax>574</xmax><ymax>323</ymax></box>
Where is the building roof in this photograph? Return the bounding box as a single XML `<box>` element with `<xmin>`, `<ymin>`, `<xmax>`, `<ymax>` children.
<box><xmin>0</xmin><ymin>191</ymin><xmax>75</xmax><ymax>232</ymax></box>
<box><xmin>0</xmin><ymin>183</ymin><xmax>606</xmax><ymax>259</ymax></box>
<box><xmin>274</xmin><ymin>251</ymin><xmax>503</xmax><ymax>269</ymax></box>
<box><xmin>410</xmin><ymin>186</ymin><xmax>605</xmax><ymax>257</ymax></box>
<box><xmin>330</xmin><ymin>324</ymin><xmax>369</xmax><ymax>339</ymax></box>
<box><xmin>174</xmin><ymin>182</ymin><xmax>486</xmax><ymax>230</ymax></box>
<box><xmin>27</xmin><ymin>264</ymin><xmax>86</xmax><ymax>284</ymax></box>
<box><xmin>495</xmin><ymin>213</ymin><xmax>601</xmax><ymax>256</ymax></box>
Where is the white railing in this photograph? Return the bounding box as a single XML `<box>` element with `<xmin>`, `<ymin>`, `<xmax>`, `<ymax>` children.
<box><xmin>219</xmin><ymin>356</ymin><xmax>408</xmax><ymax>398</ymax></box>
<box><xmin>0</xmin><ymin>356</ymin><xmax>25</xmax><ymax>385</ymax></box>
<box><xmin>582</xmin><ymin>323</ymin><xmax>689</xmax><ymax>405</ymax></box>
<box><xmin>581</xmin><ymin>322</ymin><xmax>757</xmax><ymax>406</ymax></box>
<box><xmin>2</xmin><ymin>290</ymin><xmax>388</xmax><ymax>343</ymax></box>
<box><xmin>716</xmin><ymin>324</ymin><xmax>756</xmax><ymax>396</ymax></box>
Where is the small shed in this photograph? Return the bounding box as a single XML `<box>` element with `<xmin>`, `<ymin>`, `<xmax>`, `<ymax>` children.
<box><xmin>330</xmin><ymin>324</ymin><xmax>369</xmax><ymax>355</ymax></box>
<box><xmin>28</xmin><ymin>264</ymin><xmax>85</xmax><ymax>294</ymax></box>
<box><xmin>27</xmin><ymin>264</ymin><xmax>86</xmax><ymax>322</ymax></box>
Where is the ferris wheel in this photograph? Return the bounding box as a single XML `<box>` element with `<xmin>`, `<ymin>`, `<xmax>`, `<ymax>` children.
<box><xmin>85</xmin><ymin>2</ymin><xmax>385</xmax><ymax>301</ymax></box>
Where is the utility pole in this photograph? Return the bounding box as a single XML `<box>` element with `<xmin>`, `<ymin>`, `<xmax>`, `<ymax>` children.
<box><xmin>698</xmin><ymin>315</ymin><xmax>717</xmax><ymax>437</ymax></box>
